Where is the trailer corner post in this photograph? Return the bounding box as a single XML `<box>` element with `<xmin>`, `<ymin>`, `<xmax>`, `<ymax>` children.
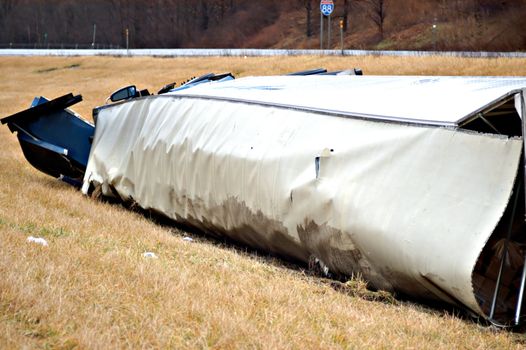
<box><xmin>515</xmin><ymin>88</ymin><xmax>526</xmax><ymax>327</ymax></box>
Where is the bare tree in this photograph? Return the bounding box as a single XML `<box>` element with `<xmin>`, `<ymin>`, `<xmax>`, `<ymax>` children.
<box><xmin>299</xmin><ymin>0</ymin><xmax>313</xmax><ymax>37</ymax></box>
<box><xmin>0</xmin><ymin>0</ymin><xmax>15</xmax><ymax>40</ymax></box>
<box><xmin>342</xmin><ymin>0</ymin><xmax>350</xmax><ymax>32</ymax></box>
<box><xmin>0</xmin><ymin>0</ymin><xmax>14</xmax><ymax>19</ymax></box>
<box><xmin>200</xmin><ymin>0</ymin><xmax>210</xmax><ymax>31</ymax></box>
<box><xmin>357</xmin><ymin>0</ymin><xmax>386</xmax><ymax>40</ymax></box>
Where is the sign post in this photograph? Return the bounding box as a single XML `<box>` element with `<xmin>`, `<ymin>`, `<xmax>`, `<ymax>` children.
<box><xmin>328</xmin><ymin>14</ymin><xmax>331</xmax><ymax>48</ymax></box>
<box><xmin>320</xmin><ymin>11</ymin><xmax>323</xmax><ymax>49</ymax></box>
<box><xmin>320</xmin><ymin>0</ymin><xmax>334</xmax><ymax>49</ymax></box>
<box><xmin>340</xmin><ymin>19</ymin><xmax>344</xmax><ymax>54</ymax></box>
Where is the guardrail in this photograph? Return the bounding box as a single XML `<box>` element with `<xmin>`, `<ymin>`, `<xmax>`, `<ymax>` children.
<box><xmin>1</xmin><ymin>48</ymin><xmax>526</xmax><ymax>58</ymax></box>
<box><xmin>0</xmin><ymin>43</ymin><xmax>122</xmax><ymax>50</ymax></box>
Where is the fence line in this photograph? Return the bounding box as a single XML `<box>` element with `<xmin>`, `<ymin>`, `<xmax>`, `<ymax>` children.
<box><xmin>1</xmin><ymin>48</ymin><xmax>526</xmax><ymax>58</ymax></box>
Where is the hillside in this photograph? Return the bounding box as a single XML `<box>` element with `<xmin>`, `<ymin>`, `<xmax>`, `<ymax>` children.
<box><xmin>1</xmin><ymin>0</ymin><xmax>525</xmax><ymax>51</ymax></box>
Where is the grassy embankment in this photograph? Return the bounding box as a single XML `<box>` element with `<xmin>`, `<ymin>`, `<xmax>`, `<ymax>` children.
<box><xmin>1</xmin><ymin>55</ymin><xmax>526</xmax><ymax>349</ymax></box>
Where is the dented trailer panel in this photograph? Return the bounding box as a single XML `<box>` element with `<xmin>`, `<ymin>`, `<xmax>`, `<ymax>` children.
<box><xmin>82</xmin><ymin>75</ymin><xmax>526</xmax><ymax>324</ymax></box>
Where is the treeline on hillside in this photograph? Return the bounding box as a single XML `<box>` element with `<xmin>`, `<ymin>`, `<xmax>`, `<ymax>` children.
<box><xmin>0</xmin><ymin>0</ymin><xmax>525</xmax><ymax>50</ymax></box>
<box><xmin>0</xmin><ymin>0</ymin><xmax>296</xmax><ymax>48</ymax></box>
<box><xmin>341</xmin><ymin>0</ymin><xmax>526</xmax><ymax>51</ymax></box>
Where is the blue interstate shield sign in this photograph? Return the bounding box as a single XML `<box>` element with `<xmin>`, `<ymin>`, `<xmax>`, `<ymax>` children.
<box><xmin>320</xmin><ymin>0</ymin><xmax>334</xmax><ymax>16</ymax></box>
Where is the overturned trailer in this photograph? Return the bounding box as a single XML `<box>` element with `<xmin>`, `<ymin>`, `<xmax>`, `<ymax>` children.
<box><xmin>2</xmin><ymin>71</ymin><xmax>526</xmax><ymax>327</ymax></box>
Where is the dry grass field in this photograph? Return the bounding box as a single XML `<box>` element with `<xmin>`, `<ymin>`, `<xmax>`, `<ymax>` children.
<box><xmin>2</xmin><ymin>55</ymin><xmax>526</xmax><ymax>349</ymax></box>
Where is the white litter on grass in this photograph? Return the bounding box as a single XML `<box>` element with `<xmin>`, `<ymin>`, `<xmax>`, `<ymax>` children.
<box><xmin>183</xmin><ymin>237</ymin><xmax>194</xmax><ymax>242</ymax></box>
<box><xmin>142</xmin><ymin>252</ymin><xmax>158</xmax><ymax>259</ymax></box>
<box><xmin>27</xmin><ymin>236</ymin><xmax>48</xmax><ymax>246</ymax></box>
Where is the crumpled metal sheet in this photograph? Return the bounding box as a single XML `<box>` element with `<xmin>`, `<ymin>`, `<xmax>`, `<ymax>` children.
<box><xmin>83</xmin><ymin>92</ymin><xmax>522</xmax><ymax>318</ymax></box>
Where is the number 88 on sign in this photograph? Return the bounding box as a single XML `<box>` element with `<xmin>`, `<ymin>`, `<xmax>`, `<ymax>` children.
<box><xmin>320</xmin><ymin>0</ymin><xmax>334</xmax><ymax>16</ymax></box>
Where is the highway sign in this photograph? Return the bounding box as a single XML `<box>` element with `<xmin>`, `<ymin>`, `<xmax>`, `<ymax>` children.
<box><xmin>320</xmin><ymin>0</ymin><xmax>334</xmax><ymax>16</ymax></box>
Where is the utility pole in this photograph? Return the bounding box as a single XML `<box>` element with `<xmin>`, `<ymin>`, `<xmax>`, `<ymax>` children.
<box><xmin>92</xmin><ymin>24</ymin><xmax>97</xmax><ymax>49</ymax></box>
<box><xmin>432</xmin><ymin>17</ymin><xmax>437</xmax><ymax>51</ymax></box>
<box><xmin>340</xmin><ymin>18</ymin><xmax>344</xmax><ymax>54</ymax></box>
<box><xmin>125</xmin><ymin>28</ymin><xmax>129</xmax><ymax>52</ymax></box>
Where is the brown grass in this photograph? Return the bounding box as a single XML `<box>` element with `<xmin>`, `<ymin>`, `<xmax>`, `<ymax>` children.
<box><xmin>1</xmin><ymin>55</ymin><xmax>526</xmax><ymax>349</ymax></box>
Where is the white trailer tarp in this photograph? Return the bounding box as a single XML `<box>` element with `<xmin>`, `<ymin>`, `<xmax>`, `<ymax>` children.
<box><xmin>83</xmin><ymin>75</ymin><xmax>525</xmax><ymax>320</ymax></box>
